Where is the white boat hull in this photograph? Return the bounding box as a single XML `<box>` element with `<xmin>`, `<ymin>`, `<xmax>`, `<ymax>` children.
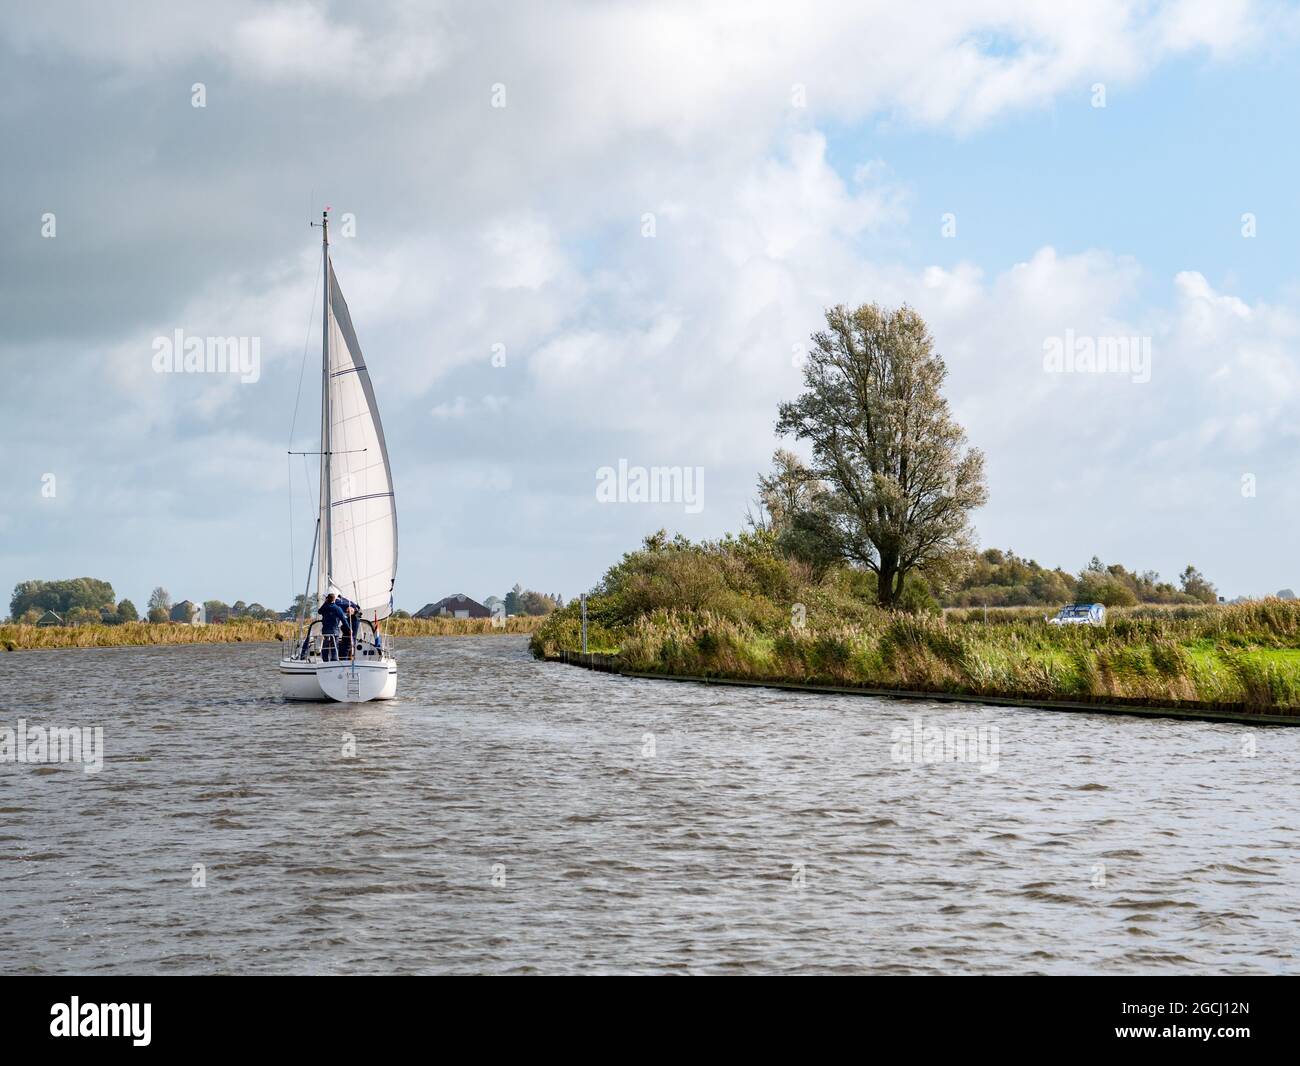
<box><xmin>317</xmin><ymin>659</ymin><xmax>397</xmax><ymax>703</ymax></box>
<box><xmin>279</xmin><ymin>657</ymin><xmax>397</xmax><ymax>702</ymax></box>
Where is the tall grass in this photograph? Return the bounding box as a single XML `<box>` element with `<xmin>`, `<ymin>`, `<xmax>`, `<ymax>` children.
<box><xmin>0</xmin><ymin>615</ymin><xmax>543</xmax><ymax>651</ymax></box>
<box><xmin>530</xmin><ymin>534</ymin><xmax>1300</xmax><ymax>713</ymax></box>
<box><xmin>604</xmin><ymin>603</ymin><xmax>1300</xmax><ymax>711</ymax></box>
<box><xmin>384</xmin><ymin>616</ymin><xmax>542</xmax><ymax>637</ymax></box>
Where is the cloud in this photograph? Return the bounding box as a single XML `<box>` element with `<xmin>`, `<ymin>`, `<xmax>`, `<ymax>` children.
<box><xmin>1</xmin><ymin>0</ymin><xmax>1295</xmax><ymax>609</ymax></box>
<box><xmin>226</xmin><ymin>2</ymin><xmax>445</xmax><ymax>95</ymax></box>
<box><xmin>3</xmin><ymin>1</ymin><xmax>1278</xmax><ymax>123</ymax></box>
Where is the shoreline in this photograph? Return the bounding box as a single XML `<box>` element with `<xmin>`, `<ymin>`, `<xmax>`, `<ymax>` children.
<box><xmin>1</xmin><ymin>617</ymin><xmax>543</xmax><ymax>652</ymax></box>
<box><xmin>544</xmin><ymin>650</ymin><xmax>1300</xmax><ymax>727</ymax></box>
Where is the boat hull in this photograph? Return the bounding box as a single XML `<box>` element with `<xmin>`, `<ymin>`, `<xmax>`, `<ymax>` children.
<box><xmin>317</xmin><ymin>659</ymin><xmax>397</xmax><ymax>703</ymax></box>
<box><xmin>279</xmin><ymin>657</ymin><xmax>397</xmax><ymax>702</ymax></box>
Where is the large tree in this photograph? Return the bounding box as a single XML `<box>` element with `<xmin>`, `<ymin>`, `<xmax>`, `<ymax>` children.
<box><xmin>286</xmin><ymin>594</ymin><xmax>317</xmax><ymax>621</ymax></box>
<box><xmin>10</xmin><ymin>577</ymin><xmax>115</xmax><ymax>620</ymax></box>
<box><xmin>518</xmin><ymin>589</ymin><xmax>560</xmax><ymax>616</ymax></box>
<box><xmin>146</xmin><ymin>586</ymin><xmax>171</xmax><ymax>624</ymax></box>
<box><xmin>776</xmin><ymin>303</ymin><xmax>987</xmax><ymax>607</ymax></box>
<box><xmin>749</xmin><ymin>449</ymin><xmax>819</xmax><ymax>534</ymax></box>
<box><xmin>503</xmin><ymin>583</ymin><xmax>523</xmax><ymax>616</ymax></box>
<box><xmin>748</xmin><ymin>449</ymin><xmax>842</xmax><ymax>575</ymax></box>
<box><xmin>1179</xmin><ymin>564</ymin><xmax>1218</xmax><ymax>604</ymax></box>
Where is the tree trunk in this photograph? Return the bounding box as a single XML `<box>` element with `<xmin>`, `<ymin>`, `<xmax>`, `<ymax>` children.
<box><xmin>877</xmin><ymin>559</ymin><xmax>898</xmax><ymax>607</ymax></box>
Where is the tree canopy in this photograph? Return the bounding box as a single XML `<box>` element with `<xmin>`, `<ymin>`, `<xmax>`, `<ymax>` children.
<box><xmin>10</xmin><ymin>577</ymin><xmax>115</xmax><ymax>621</ymax></box>
<box><xmin>776</xmin><ymin>303</ymin><xmax>987</xmax><ymax>606</ymax></box>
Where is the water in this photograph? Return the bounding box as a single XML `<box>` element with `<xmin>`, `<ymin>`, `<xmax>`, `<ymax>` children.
<box><xmin>2</xmin><ymin>636</ymin><xmax>1297</xmax><ymax>974</ymax></box>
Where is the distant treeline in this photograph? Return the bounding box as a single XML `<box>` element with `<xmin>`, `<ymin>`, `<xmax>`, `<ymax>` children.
<box><xmin>942</xmin><ymin>550</ymin><xmax>1218</xmax><ymax>608</ymax></box>
<box><xmin>1</xmin><ymin>614</ymin><xmax>545</xmax><ymax>651</ymax></box>
<box><xmin>9</xmin><ymin>578</ymin><xmax>133</xmax><ymax>625</ymax></box>
<box><xmin>8</xmin><ymin>579</ymin><xmax>285</xmax><ymax>625</ymax></box>
<box><xmin>7</xmin><ymin>578</ymin><xmax>567</xmax><ymax>625</ymax></box>
<box><xmin>8</xmin><ymin>557</ymin><xmax>1215</xmax><ymax>624</ymax></box>
<box><xmin>485</xmin><ymin>585</ymin><xmax>564</xmax><ymax>618</ymax></box>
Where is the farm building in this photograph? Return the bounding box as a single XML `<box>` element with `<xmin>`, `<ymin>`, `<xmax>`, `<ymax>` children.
<box><xmin>169</xmin><ymin>600</ymin><xmax>206</xmax><ymax>625</ymax></box>
<box><xmin>414</xmin><ymin>594</ymin><xmax>491</xmax><ymax>619</ymax></box>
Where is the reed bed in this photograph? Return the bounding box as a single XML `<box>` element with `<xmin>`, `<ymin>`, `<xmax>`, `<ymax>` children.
<box><xmin>536</xmin><ymin>599</ymin><xmax>1300</xmax><ymax>713</ymax></box>
<box><xmin>1</xmin><ymin>614</ymin><xmax>542</xmax><ymax>651</ymax></box>
<box><xmin>384</xmin><ymin>616</ymin><xmax>543</xmax><ymax>637</ymax></box>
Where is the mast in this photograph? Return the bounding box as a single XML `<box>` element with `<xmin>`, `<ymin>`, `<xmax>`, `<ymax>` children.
<box><xmin>317</xmin><ymin>208</ymin><xmax>331</xmax><ymax>606</ymax></box>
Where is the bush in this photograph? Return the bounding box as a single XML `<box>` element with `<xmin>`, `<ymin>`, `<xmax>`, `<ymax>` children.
<box><xmin>896</xmin><ymin>574</ymin><xmax>941</xmax><ymax>614</ymax></box>
<box><xmin>532</xmin><ymin>535</ymin><xmax>1300</xmax><ymax>713</ymax></box>
<box><xmin>1074</xmin><ymin>573</ymin><xmax>1139</xmax><ymax>607</ymax></box>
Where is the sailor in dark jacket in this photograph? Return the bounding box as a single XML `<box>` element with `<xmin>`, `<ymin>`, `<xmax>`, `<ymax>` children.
<box><xmin>335</xmin><ymin>594</ymin><xmax>359</xmax><ymax>658</ymax></box>
<box><xmin>318</xmin><ymin>593</ymin><xmax>349</xmax><ymax>661</ymax></box>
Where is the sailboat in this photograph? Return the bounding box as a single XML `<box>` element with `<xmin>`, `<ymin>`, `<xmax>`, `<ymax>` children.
<box><xmin>280</xmin><ymin>208</ymin><xmax>398</xmax><ymax>703</ymax></box>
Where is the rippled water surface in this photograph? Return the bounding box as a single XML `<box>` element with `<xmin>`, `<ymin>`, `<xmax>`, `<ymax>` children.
<box><xmin>2</xmin><ymin>636</ymin><xmax>1297</xmax><ymax>974</ymax></box>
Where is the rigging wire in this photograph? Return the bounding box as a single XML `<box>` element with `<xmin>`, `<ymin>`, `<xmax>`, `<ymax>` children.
<box><xmin>288</xmin><ymin>253</ymin><xmax>324</xmax><ymax>613</ymax></box>
<box><xmin>289</xmin><ymin>254</ymin><xmax>323</xmax><ymax>449</ymax></box>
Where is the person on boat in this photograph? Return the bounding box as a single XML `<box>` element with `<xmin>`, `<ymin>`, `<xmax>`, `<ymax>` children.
<box><xmin>371</xmin><ymin>623</ymin><xmax>383</xmax><ymax>656</ymax></box>
<box><xmin>318</xmin><ymin>593</ymin><xmax>349</xmax><ymax>661</ymax></box>
<box><xmin>335</xmin><ymin>594</ymin><xmax>359</xmax><ymax>659</ymax></box>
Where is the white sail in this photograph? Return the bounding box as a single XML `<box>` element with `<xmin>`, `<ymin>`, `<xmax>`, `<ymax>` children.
<box><xmin>325</xmin><ymin>260</ymin><xmax>397</xmax><ymax>617</ymax></box>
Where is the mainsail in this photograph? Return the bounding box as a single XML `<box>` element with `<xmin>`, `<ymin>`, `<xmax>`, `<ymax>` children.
<box><xmin>322</xmin><ymin>259</ymin><xmax>398</xmax><ymax>618</ymax></box>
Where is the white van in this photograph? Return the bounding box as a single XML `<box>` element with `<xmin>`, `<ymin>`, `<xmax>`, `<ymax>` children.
<box><xmin>1046</xmin><ymin>602</ymin><xmax>1106</xmax><ymax>627</ymax></box>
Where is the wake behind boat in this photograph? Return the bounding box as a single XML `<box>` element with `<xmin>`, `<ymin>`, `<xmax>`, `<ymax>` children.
<box><xmin>280</xmin><ymin>208</ymin><xmax>398</xmax><ymax>703</ymax></box>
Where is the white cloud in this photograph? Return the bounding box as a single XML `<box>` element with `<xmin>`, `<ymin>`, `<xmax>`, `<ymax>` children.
<box><xmin>431</xmin><ymin>394</ymin><xmax>509</xmax><ymax>418</ymax></box>
<box><xmin>227</xmin><ymin>2</ymin><xmax>445</xmax><ymax>95</ymax></box>
<box><xmin>481</xmin><ymin>216</ymin><xmax>567</xmax><ymax>291</ymax></box>
<box><xmin>1156</xmin><ymin>0</ymin><xmax>1269</xmax><ymax>56</ymax></box>
<box><xmin>3</xmin><ymin>1</ymin><xmax>1279</xmax><ymax>125</ymax></box>
<box><xmin>4</xmin><ymin>0</ymin><xmax>1297</xmax><ymax>607</ymax></box>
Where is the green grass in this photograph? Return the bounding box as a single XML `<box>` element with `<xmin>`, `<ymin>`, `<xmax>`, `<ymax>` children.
<box><xmin>599</xmin><ymin>607</ymin><xmax>1300</xmax><ymax>711</ymax></box>
<box><xmin>531</xmin><ymin>534</ymin><xmax>1300</xmax><ymax>715</ymax></box>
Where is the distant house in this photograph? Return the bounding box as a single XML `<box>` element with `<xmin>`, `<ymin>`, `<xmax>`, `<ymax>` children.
<box><xmin>170</xmin><ymin>600</ymin><xmax>206</xmax><ymax>626</ymax></box>
<box><xmin>36</xmin><ymin>610</ymin><xmax>64</xmax><ymax>626</ymax></box>
<box><xmin>415</xmin><ymin>594</ymin><xmax>491</xmax><ymax>620</ymax></box>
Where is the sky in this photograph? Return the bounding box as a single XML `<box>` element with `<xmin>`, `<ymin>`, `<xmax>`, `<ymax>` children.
<box><xmin>3</xmin><ymin>0</ymin><xmax>1299</xmax><ymax>614</ymax></box>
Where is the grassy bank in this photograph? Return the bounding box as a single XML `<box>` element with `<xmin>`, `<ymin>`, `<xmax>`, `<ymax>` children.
<box><xmin>531</xmin><ymin>534</ymin><xmax>1300</xmax><ymax>716</ymax></box>
<box><xmin>1</xmin><ymin>614</ymin><xmax>543</xmax><ymax>651</ymax></box>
